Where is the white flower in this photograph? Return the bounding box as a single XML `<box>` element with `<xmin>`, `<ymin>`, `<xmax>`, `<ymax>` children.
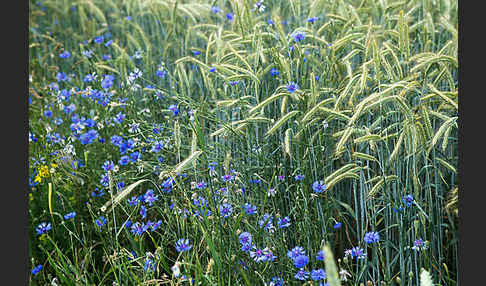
<box><xmin>171</xmin><ymin>262</ymin><xmax>181</xmax><ymax>277</ymax></box>
<box><xmin>339</xmin><ymin>269</ymin><xmax>351</xmax><ymax>281</ymax></box>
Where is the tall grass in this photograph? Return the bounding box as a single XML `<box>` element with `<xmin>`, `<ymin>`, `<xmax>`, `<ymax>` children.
<box><xmin>29</xmin><ymin>0</ymin><xmax>457</xmax><ymax>285</ymax></box>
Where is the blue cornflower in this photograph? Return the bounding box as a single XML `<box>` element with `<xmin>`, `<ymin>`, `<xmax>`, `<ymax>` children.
<box><xmin>35</xmin><ymin>222</ymin><xmax>52</xmax><ymax>235</ymax></box>
<box><xmin>221</xmin><ymin>174</ymin><xmax>234</xmax><ymax>182</ymax></box>
<box><xmin>43</xmin><ymin>109</ymin><xmax>52</xmax><ymax>118</ymax></box>
<box><xmin>243</xmin><ymin>203</ymin><xmax>257</xmax><ymax>215</ymax></box>
<box><xmin>333</xmin><ymin>222</ymin><xmax>342</xmax><ymax>229</ymax></box>
<box><xmin>307</xmin><ymin>17</ymin><xmax>319</xmax><ymax>23</ymax></box>
<box><xmin>312</xmin><ymin>180</ymin><xmax>327</xmax><ymax>193</ymax></box>
<box><xmin>119</xmin><ymin>155</ymin><xmax>130</xmax><ymax>166</ymax></box>
<box><xmin>144</xmin><ymin>189</ymin><xmax>159</xmax><ymax>206</ymax></box>
<box><xmin>102</xmin><ymin>54</ymin><xmax>111</xmax><ymax>61</ymax></box>
<box><xmin>82</xmin><ymin>50</ymin><xmax>93</xmax><ymax>58</ymax></box>
<box><xmin>403</xmin><ymin>194</ymin><xmax>414</xmax><ymax>207</ymax></box>
<box><xmin>294</xmin><ymin>269</ymin><xmax>309</xmax><ymax>280</ymax></box>
<box><xmin>211</xmin><ymin>6</ymin><xmax>221</xmax><ymax>14</ymax></box>
<box><xmin>113</xmin><ymin>112</ymin><xmax>126</xmax><ymax>124</ymax></box>
<box><xmin>130</xmin><ymin>152</ymin><xmax>141</xmax><ymax>162</ymax></box>
<box><xmin>131</xmin><ymin>222</ymin><xmax>150</xmax><ymax>236</ymax></box>
<box><xmin>267</xmin><ymin>19</ymin><xmax>275</xmax><ymax>25</ymax></box>
<box><xmin>311</xmin><ymin>269</ymin><xmax>326</xmax><ymax>281</ymax></box>
<box><xmin>102</xmin><ymin>160</ymin><xmax>115</xmax><ymax>172</ymax></box>
<box><xmin>110</xmin><ymin>135</ymin><xmax>123</xmax><ymax>147</ymax></box>
<box><xmin>95</xmin><ymin>216</ymin><xmax>107</xmax><ymax>228</ymax></box>
<box><xmin>350</xmin><ymin>246</ymin><xmax>366</xmax><ymax>259</ymax></box>
<box><xmin>226</xmin><ymin>13</ymin><xmax>234</xmax><ymax>21</ymax></box>
<box><xmin>412</xmin><ymin>238</ymin><xmax>426</xmax><ymax>251</ymax></box>
<box><xmin>292</xmin><ymin>31</ymin><xmax>306</xmax><ymax>42</ymax></box>
<box><xmin>105</xmin><ymin>40</ymin><xmax>113</xmax><ymax>47</ymax></box>
<box><xmin>59</xmin><ymin>51</ymin><xmax>71</xmax><ymax>58</ymax></box>
<box><xmin>277</xmin><ymin>216</ymin><xmax>291</xmax><ymax>228</ymax></box>
<box><xmin>219</xmin><ymin>203</ymin><xmax>233</xmax><ymax>218</ymax></box>
<box><xmin>176</xmin><ymin>238</ymin><xmax>193</xmax><ymax>252</ymax></box>
<box><xmin>192</xmin><ymin>50</ymin><xmax>201</xmax><ymax>56</ymax></box>
<box><xmin>364</xmin><ymin>231</ymin><xmax>380</xmax><ymax>244</ymax></box>
<box><xmin>31</xmin><ymin>264</ymin><xmax>43</xmax><ymax>275</ymax></box>
<box><xmin>94</xmin><ymin>35</ymin><xmax>104</xmax><ymax>43</ymax></box>
<box><xmin>56</xmin><ymin>72</ymin><xmax>68</xmax><ymax>82</ymax></box>
<box><xmin>64</xmin><ymin>212</ymin><xmax>76</xmax><ymax>220</ymax></box>
<box><xmin>101</xmin><ymin>74</ymin><xmax>115</xmax><ymax>90</ymax></box>
<box><xmin>209</xmin><ymin>67</ymin><xmax>216</xmax><ymax>72</ymax></box>
<box><xmin>123</xmin><ymin>220</ymin><xmax>132</xmax><ymax>228</ymax></box>
<box><xmin>265</xmin><ymin>249</ymin><xmax>277</xmax><ymax>262</ymax></box>
<box><xmin>229</xmin><ymin>80</ymin><xmax>240</xmax><ymax>86</ymax></box>
<box><xmin>249</xmin><ymin>247</ymin><xmax>268</xmax><ymax>263</ymax></box>
<box><xmin>315</xmin><ymin>75</ymin><xmax>320</xmax><ymax>81</ymax></box>
<box><xmin>196</xmin><ymin>181</ymin><xmax>207</xmax><ymax>189</ymax></box>
<box><xmin>258</xmin><ymin>213</ymin><xmax>275</xmax><ymax>232</ymax></box>
<box><xmin>140</xmin><ymin>205</ymin><xmax>147</xmax><ymax>219</ymax></box>
<box><xmin>208</xmin><ymin>162</ymin><xmax>217</xmax><ymax>171</ymax></box>
<box><xmin>269</xmin><ymin>276</ymin><xmax>283</xmax><ymax>286</ymax></box>
<box><xmin>239</xmin><ymin>232</ymin><xmax>252</xmax><ymax>245</ymax></box>
<box><xmin>128</xmin><ymin>196</ymin><xmax>139</xmax><ymax>207</ymax></box>
<box><xmin>150</xmin><ymin>220</ymin><xmax>163</xmax><ymax>231</ymax></box>
<box><xmin>293</xmin><ymin>254</ymin><xmax>309</xmax><ymax>268</ymax></box>
<box><xmin>241</xmin><ymin>243</ymin><xmax>252</xmax><ymax>252</ymax></box>
<box><xmin>287</xmin><ymin>246</ymin><xmax>306</xmax><ymax>260</ymax></box>
<box><xmin>270</xmin><ymin>68</ymin><xmax>280</xmax><ymax>76</ymax></box>
<box><xmin>316</xmin><ymin>250</ymin><xmax>325</xmax><ymax>261</ymax></box>
<box><xmin>286</xmin><ymin>82</ymin><xmax>299</xmax><ymax>93</ymax></box>
<box><xmin>144</xmin><ymin>258</ymin><xmax>155</xmax><ymax>272</ymax></box>
<box><xmin>168</xmin><ymin>104</ymin><xmax>179</xmax><ymax>116</ymax></box>
<box><xmin>295</xmin><ymin>174</ymin><xmax>305</xmax><ymax>181</ymax></box>
<box><xmin>150</xmin><ymin>141</ymin><xmax>164</xmax><ymax>153</ymax></box>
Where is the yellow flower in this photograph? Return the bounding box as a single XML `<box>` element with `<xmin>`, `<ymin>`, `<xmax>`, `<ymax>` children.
<box><xmin>34</xmin><ymin>175</ymin><xmax>42</xmax><ymax>184</ymax></box>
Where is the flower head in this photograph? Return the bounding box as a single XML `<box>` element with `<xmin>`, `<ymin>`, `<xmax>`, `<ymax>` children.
<box><xmin>294</xmin><ymin>269</ymin><xmax>309</xmax><ymax>281</ymax></box>
<box><xmin>144</xmin><ymin>189</ymin><xmax>159</xmax><ymax>206</ymax></box>
<box><xmin>270</xmin><ymin>68</ymin><xmax>280</xmax><ymax>76</ymax></box>
<box><xmin>168</xmin><ymin>104</ymin><xmax>179</xmax><ymax>116</ymax></box>
<box><xmin>287</xmin><ymin>246</ymin><xmax>306</xmax><ymax>260</ymax></box>
<box><xmin>243</xmin><ymin>203</ymin><xmax>257</xmax><ymax>215</ymax></box>
<box><xmin>311</xmin><ymin>269</ymin><xmax>326</xmax><ymax>281</ymax></box>
<box><xmin>31</xmin><ymin>264</ymin><xmax>43</xmax><ymax>275</ymax></box>
<box><xmin>363</xmin><ymin>231</ymin><xmax>380</xmax><ymax>244</ymax></box>
<box><xmin>258</xmin><ymin>213</ymin><xmax>275</xmax><ymax>232</ymax></box>
<box><xmin>249</xmin><ymin>247</ymin><xmax>268</xmax><ymax>262</ymax></box>
<box><xmin>176</xmin><ymin>238</ymin><xmax>193</xmax><ymax>252</ymax></box>
<box><xmin>95</xmin><ymin>216</ymin><xmax>107</xmax><ymax>228</ymax></box>
<box><xmin>293</xmin><ymin>254</ymin><xmax>309</xmax><ymax>268</ymax></box>
<box><xmin>403</xmin><ymin>194</ymin><xmax>414</xmax><ymax>207</ymax></box>
<box><xmin>239</xmin><ymin>232</ymin><xmax>252</xmax><ymax>245</ymax></box>
<box><xmin>312</xmin><ymin>180</ymin><xmax>327</xmax><ymax>193</ymax></box>
<box><xmin>295</xmin><ymin>174</ymin><xmax>305</xmax><ymax>181</ymax></box>
<box><xmin>316</xmin><ymin>250</ymin><xmax>325</xmax><ymax>261</ymax></box>
<box><xmin>144</xmin><ymin>258</ymin><xmax>155</xmax><ymax>272</ymax></box>
<box><xmin>277</xmin><ymin>216</ymin><xmax>291</xmax><ymax>228</ymax></box>
<box><xmin>35</xmin><ymin>222</ymin><xmax>52</xmax><ymax>235</ymax></box>
<box><xmin>286</xmin><ymin>82</ymin><xmax>299</xmax><ymax>93</ymax></box>
<box><xmin>412</xmin><ymin>238</ymin><xmax>427</xmax><ymax>251</ymax></box>
<box><xmin>219</xmin><ymin>203</ymin><xmax>233</xmax><ymax>218</ymax></box>
<box><xmin>350</xmin><ymin>246</ymin><xmax>366</xmax><ymax>259</ymax></box>
<box><xmin>64</xmin><ymin>212</ymin><xmax>76</xmax><ymax>220</ymax></box>
<box><xmin>292</xmin><ymin>31</ymin><xmax>306</xmax><ymax>42</ymax></box>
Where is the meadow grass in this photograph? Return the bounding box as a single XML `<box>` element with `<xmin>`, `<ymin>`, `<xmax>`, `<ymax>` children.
<box><xmin>29</xmin><ymin>0</ymin><xmax>457</xmax><ymax>285</ymax></box>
